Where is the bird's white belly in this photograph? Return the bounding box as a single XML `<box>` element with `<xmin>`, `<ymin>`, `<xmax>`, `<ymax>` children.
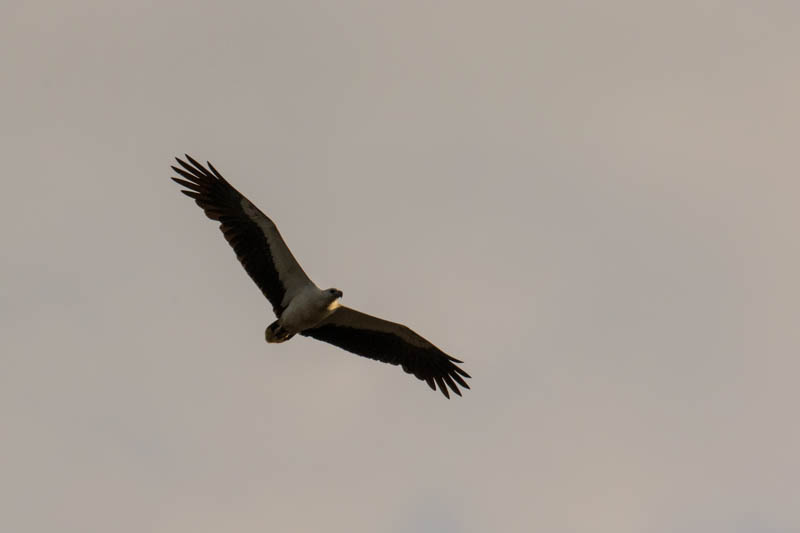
<box><xmin>280</xmin><ymin>287</ymin><xmax>333</xmax><ymax>333</ymax></box>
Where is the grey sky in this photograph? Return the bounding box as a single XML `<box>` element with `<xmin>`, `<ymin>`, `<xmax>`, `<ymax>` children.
<box><xmin>3</xmin><ymin>2</ymin><xmax>799</xmax><ymax>532</ymax></box>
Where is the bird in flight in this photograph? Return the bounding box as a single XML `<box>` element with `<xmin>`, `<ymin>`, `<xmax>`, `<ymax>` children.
<box><xmin>170</xmin><ymin>155</ymin><xmax>470</xmax><ymax>398</ymax></box>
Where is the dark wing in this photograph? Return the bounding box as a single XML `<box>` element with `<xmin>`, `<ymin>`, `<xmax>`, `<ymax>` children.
<box><xmin>301</xmin><ymin>306</ymin><xmax>470</xmax><ymax>398</ymax></box>
<box><xmin>170</xmin><ymin>155</ymin><xmax>313</xmax><ymax>316</ymax></box>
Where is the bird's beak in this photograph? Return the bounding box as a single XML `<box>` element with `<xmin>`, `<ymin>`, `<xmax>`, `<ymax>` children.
<box><xmin>336</xmin><ymin>290</ymin><xmax>343</xmax><ymax>299</ymax></box>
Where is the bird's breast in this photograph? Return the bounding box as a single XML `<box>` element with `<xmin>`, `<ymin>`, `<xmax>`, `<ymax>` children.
<box><xmin>280</xmin><ymin>288</ymin><xmax>333</xmax><ymax>333</ymax></box>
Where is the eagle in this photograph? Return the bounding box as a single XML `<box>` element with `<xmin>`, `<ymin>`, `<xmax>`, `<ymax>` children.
<box><xmin>170</xmin><ymin>155</ymin><xmax>470</xmax><ymax>398</ymax></box>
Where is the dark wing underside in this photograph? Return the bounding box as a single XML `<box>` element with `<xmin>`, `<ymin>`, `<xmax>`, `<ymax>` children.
<box><xmin>301</xmin><ymin>306</ymin><xmax>471</xmax><ymax>398</ymax></box>
<box><xmin>170</xmin><ymin>155</ymin><xmax>311</xmax><ymax>316</ymax></box>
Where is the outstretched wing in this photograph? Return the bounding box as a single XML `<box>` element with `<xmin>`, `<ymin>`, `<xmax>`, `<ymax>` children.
<box><xmin>301</xmin><ymin>306</ymin><xmax>471</xmax><ymax>398</ymax></box>
<box><xmin>170</xmin><ymin>155</ymin><xmax>313</xmax><ymax>316</ymax></box>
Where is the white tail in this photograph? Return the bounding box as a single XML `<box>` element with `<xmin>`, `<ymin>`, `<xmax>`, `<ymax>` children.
<box><xmin>265</xmin><ymin>320</ymin><xmax>294</xmax><ymax>343</ymax></box>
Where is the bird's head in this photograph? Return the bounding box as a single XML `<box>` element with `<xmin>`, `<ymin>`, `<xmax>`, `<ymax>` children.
<box><xmin>325</xmin><ymin>288</ymin><xmax>343</xmax><ymax>310</ymax></box>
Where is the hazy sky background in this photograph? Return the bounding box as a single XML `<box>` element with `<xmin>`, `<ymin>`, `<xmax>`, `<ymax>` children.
<box><xmin>3</xmin><ymin>2</ymin><xmax>799</xmax><ymax>532</ymax></box>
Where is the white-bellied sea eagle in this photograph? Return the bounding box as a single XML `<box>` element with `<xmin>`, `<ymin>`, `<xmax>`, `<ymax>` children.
<box><xmin>171</xmin><ymin>155</ymin><xmax>470</xmax><ymax>398</ymax></box>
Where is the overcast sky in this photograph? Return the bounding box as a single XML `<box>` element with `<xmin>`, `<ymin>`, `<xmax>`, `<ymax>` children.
<box><xmin>3</xmin><ymin>2</ymin><xmax>799</xmax><ymax>532</ymax></box>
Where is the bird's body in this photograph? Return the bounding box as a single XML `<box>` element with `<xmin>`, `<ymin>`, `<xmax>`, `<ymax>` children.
<box><xmin>270</xmin><ymin>286</ymin><xmax>341</xmax><ymax>342</ymax></box>
<box><xmin>171</xmin><ymin>155</ymin><xmax>470</xmax><ymax>398</ymax></box>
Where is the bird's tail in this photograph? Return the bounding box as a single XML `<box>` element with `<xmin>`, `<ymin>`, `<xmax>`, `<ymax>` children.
<box><xmin>265</xmin><ymin>320</ymin><xmax>295</xmax><ymax>343</ymax></box>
